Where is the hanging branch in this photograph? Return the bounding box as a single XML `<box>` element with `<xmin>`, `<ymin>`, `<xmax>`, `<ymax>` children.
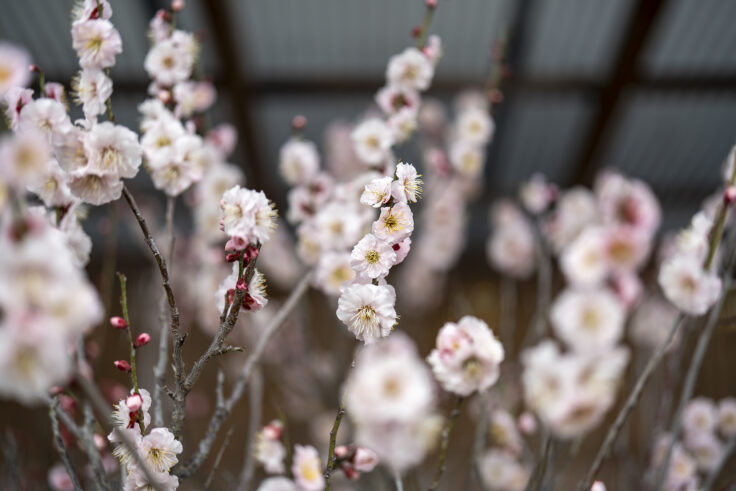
<box><xmin>236</xmin><ymin>367</ymin><xmax>263</xmax><ymax>491</ymax></box>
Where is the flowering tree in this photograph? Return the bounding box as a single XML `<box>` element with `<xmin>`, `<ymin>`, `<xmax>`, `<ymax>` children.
<box><xmin>1</xmin><ymin>1</ymin><xmax>735</xmax><ymax>491</ymax></box>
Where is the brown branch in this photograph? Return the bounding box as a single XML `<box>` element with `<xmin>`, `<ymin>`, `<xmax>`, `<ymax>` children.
<box><xmin>175</xmin><ymin>271</ymin><xmax>313</xmax><ymax>479</ymax></box>
<box><xmin>236</xmin><ymin>367</ymin><xmax>263</xmax><ymax>491</ymax></box>
<box><xmin>49</xmin><ymin>399</ymin><xmax>84</xmax><ymax>491</ymax></box>
<box><xmin>170</xmin><ymin>245</ymin><xmax>261</xmax><ymax>438</ymax></box>
<box><xmin>429</xmin><ymin>396</ymin><xmax>464</xmax><ymax>491</ymax></box>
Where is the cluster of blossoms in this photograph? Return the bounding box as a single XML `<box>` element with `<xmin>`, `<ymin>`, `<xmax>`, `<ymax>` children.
<box><xmin>138</xmin><ymin>6</ymin><xmax>219</xmax><ymax>197</ymax></box>
<box><xmin>0</xmin><ymin>209</ymin><xmax>102</xmax><ymax>403</ymax></box>
<box><xmin>344</xmin><ymin>332</ymin><xmax>441</xmax><ymax>475</ymax></box>
<box><xmin>2</xmin><ymin>0</ymin><xmax>143</xmax><ymax>207</ymax></box>
<box><xmin>478</xmin><ymin>408</ymin><xmax>533</xmax><ymax>491</ymax></box>
<box><xmin>401</xmin><ymin>91</ymin><xmax>496</xmax><ymax>307</ymax></box>
<box><xmin>253</xmin><ymin>418</ymin><xmax>379</xmax><ymax>490</ymax></box>
<box><xmin>426</xmin><ymin>315</ymin><xmax>505</xmax><ymax>397</ymax></box>
<box><xmin>650</xmin><ymin>397</ymin><xmax>736</xmax><ymax>490</ymax></box>
<box><xmin>107</xmin><ymin>388</ymin><xmax>183</xmax><ymax>490</ymax></box>
<box><xmin>496</xmin><ymin>170</ymin><xmax>665</xmax><ymax>439</ymax></box>
<box><xmin>335</xmin><ymin>162</ymin><xmax>422</xmax><ymax>343</ymax></box>
<box><xmin>216</xmin><ymin>184</ymin><xmax>278</xmax><ymax>313</ymax></box>
<box><xmin>654</xmin><ymin>147</ymin><xmax>736</xmax><ymax>315</ymax></box>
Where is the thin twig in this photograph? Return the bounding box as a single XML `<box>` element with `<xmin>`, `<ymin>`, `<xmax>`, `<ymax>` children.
<box><xmin>532</xmin><ymin>223</ymin><xmax>551</xmax><ymax>340</ymax></box>
<box><xmin>577</xmin><ymin>314</ymin><xmax>685</xmax><ymax>490</ymax></box>
<box><xmin>204</xmin><ymin>426</ymin><xmax>235</xmax><ymax>490</ymax></box>
<box><xmin>75</xmin><ymin>374</ymin><xmax>165</xmax><ymax>491</ymax></box>
<box><xmin>323</xmin><ymin>398</ymin><xmax>347</xmax><ymax>490</ymax></box>
<box><xmin>117</xmin><ymin>273</ymin><xmax>139</xmax><ymax>394</ymax></box>
<box><xmin>175</xmin><ymin>272</ymin><xmax>312</xmax><ymax>479</ymax></box>
<box><xmin>472</xmin><ymin>389</ymin><xmax>491</xmax><ymax>486</ymax></box>
<box><xmin>82</xmin><ymin>403</ymin><xmax>111</xmax><ymax>491</ymax></box>
<box><xmin>654</xmin><ymin>276</ymin><xmax>733</xmax><ymax>490</ymax></box>
<box><xmin>154</xmin><ymin>196</ymin><xmax>176</xmax><ymax>428</ymax></box>
<box><xmin>429</xmin><ymin>396</ymin><xmax>464</xmax><ymax>491</ymax></box>
<box><xmin>2</xmin><ymin>430</ymin><xmax>22</xmax><ymax>491</ymax></box>
<box><xmin>703</xmin><ymin>434</ymin><xmax>736</xmax><ymax>491</ymax></box>
<box><xmin>50</xmin><ymin>399</ymin><xmax>84</xmax><ymax>491</ymax></box>
<box><xmin>237</xmin><ymin>367</ymin><xmax>263</xmax><ymax>491</ymax></box>
<box><xmin>414</xmin><ymin>2</ymin><xmax>437</xmax><ymax>49</ymax></box>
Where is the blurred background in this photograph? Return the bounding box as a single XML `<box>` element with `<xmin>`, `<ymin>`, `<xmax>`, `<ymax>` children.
<box><xmin>2</xmin><ymin>0</ymin><xmax>736</xmax><ymax>489</ymax></box>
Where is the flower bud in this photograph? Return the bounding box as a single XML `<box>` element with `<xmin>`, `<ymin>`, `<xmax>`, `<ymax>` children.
<box><xmin>157</xmin><ymin>90</ymin><xmax>172</xmax><ymax>104</ymax></box>
<box><xmin>591</xmin><ymin>482</ymin><xmax>607</xmax><ymax>491</ymax></box>
<box><xmin>518</xmin><ymin>411</ymin><xmax>537</xmax><ymax>435</ymax></box>
<box><xmin>236</xmin><ymin>278</ymin><xmax>247</xmax><ymax>291</ymax></box>
<box><xmin>425</xmin><ymin>0</ymin><xmax>438</xmax><ymax>8</ymax></box>
<box><xmin>126</xmin><ymin>393</ymin><xmax>143</xmax><ymax>412</ymax></box>
<box><xmin>225</xmin><ymin>252</ymin><xmax>240</xmax><ymax>263</ymax></box>
<box><xmin>243</xmin><ymin>244</ymin><xmax>260</xmax><ymax>262</ymax></box>
<box><xmin>93</xmin><ymin>434</ymin><xmax>106</xmax><ymax>451</ymax></box>
<box><xmin>114</xmin><ymin>360</ymin><xmax>131</xmax><ymax>372</ymax></box>
<box><xmin>724</xmin><ymin>186</ymin><xmax>736</xmax><ymax>204</ymax></box>
<box><xmin>171</xmin><ymin>0</ymin><xmax>185</xmax><ymax>12</ymax></box>
<box><xmin>29</xmin><ymin>64</ymin><xmax>40</xmax><ymax>73</ymax></box>
<box><xmin>134</xmin><ymin>333</ymin><xmax>151</xmax><ymax>348</ymax></box>
<box><xmin>341</xmin><ymin>463</ymin><xmax>360</xmax><ymax>480</ymax></box>
<box><xmin>334</xmin><ymin>445</ymin><xmax>350</xmax><ymax>458</ymax></box>
<box><xmin>411</xmin><ymin>25</ymin><xmax>422</xmax><ymax>38</ymax></box>
<box><xmin>353</xmin><ymin>447</ymin><xmax>378</xmax><ymax>472</ymax></box>
<box><xmin>109</xmin><ymin>316</ymin><xmax>128</xmax><ymax>329</ymax></box>
<box><xmin>263</xmin><ymin>420</ymin><xmax>283</xmax><ymax>440</ymax></box>
<box><xmin>225</xmin><ymin>236</ymin><xmax>247</xmax><ymax>252</ymax></box>
<box><xmin>291</xmin><ymin>115</ymin><xmax>307</xmax><ymax>131</ymax></box>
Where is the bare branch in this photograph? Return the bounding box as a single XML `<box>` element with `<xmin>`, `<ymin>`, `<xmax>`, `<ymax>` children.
<box><xmin>205</xmin><ymin>426</ymin><xmax>235</xmax><ymax>490</ymax></box>
<box><xmin>154</xmin><ymin>196</ymin><xmax>176</xmax><ymax>428</ymax></box>
<box><xmin>237</xmin><ymin>367</ymin><xmax>263</xmax><ymax>491</ymax></box>
<box><xmin>49</xmin><ymin>399</ymin><xmax>84</xmax><ymax>491</ymax></box>
<box><xmin>175</xmin><ymin>271</ymin><xmax>313</xmax><ymax>479</ymax></box>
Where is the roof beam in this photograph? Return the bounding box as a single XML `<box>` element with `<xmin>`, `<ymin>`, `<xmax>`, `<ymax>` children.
<box><xmin>200</xmin><ymin>0</ymin><xmax>267</xmax><ymax>193</ymax></box>
<box><xmin>566</xmin><ymin>0</ymin><xmax>670</xmax><ymax>186</ymax></box>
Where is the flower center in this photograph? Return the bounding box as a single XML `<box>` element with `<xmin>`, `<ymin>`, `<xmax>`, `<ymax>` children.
<box><xmin>383</xmin><ymin>214</ymin><xmax>400</xmax><ymax>232</ymax></box>
<box><xmin>365</xmin><ymin>250</ymin><xmax>380</xmax><ymax>264</ymax></box>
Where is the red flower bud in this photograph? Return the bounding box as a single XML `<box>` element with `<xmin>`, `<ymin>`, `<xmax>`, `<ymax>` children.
<box><xmin>126</xmin><ymin>393</ymin><xmax>143</xmax><ymax>412</ymax></box>
<box><xmin>114</xmin><ymin>360</ymin><xmax>131</xmax><ymax>372</ymax></box>
<box><xmin>243</xmin><ymin>244</ymin><xmax>260</xmax><ymax>262</ymax></box>
<box><xmin>134</xmin><ymin>333</ymin><xmax>151</xmax><ymax>348</ymax></box>
<box><xmin>411</xmin><ymin>25</ymin><xmax>422</xmax><ymax>38</ymax></box>
<box><xmin>236</xmin><ymin>278</ymin><xmax>248</xmax><ymax>291</ymax></box>
<box><xmin>425</xmin><ymin>0</ymin><xmax>438</xmax><ymax>8</ymax></box>
<box><xmin>725</xmin><ymin>186</ymin><xmax>736</xmax><ymax>204</ymax></box>
<box><xmin>109</xmin><ymin>316</ymin><xmax>128</xmax><ymax>329</ymax></box>
<box><xmin>291</xmin><ymin>115</ymin><xmax>307</xmax><ymax>131</ymax></box>
<box><xmin>225</xmin><ymin>252</ymin><xmax>240</xmax><ymax>263</ymax></box>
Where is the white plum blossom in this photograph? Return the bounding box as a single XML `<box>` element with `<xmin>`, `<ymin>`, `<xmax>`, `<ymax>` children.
<box><xmin>313</xmin><ymin>252</ymin><xmax>355</xmax><ymax>296</ymax></box>
<box><xmin>139</xmin><ymin>428</ymin><xmax>182</xmax><ymax>474</ymax></box>
<box><xmin>84</xmin><ymin>122</ymin><xmax>143</xmax><ymax>179</ymax></box>
<box><xmin>519</xmin><ymin>173</ymin><xmax>555</xmax><ymax>215</ymax></box>
<box><xmin>375</xmin><ymin>85</ymin><xmax>420</xmax><ymax>115</ymax></box>
<box><xmin>0</xmin><ymin>130</ymin><xmax>51</xmax><ymax>186</ymax></box>
<box><xmin>372</xmin><ymin>202</ymin><xmax>414</xmax><ymax>244</ymax></box>
<box><xmin>67</xmin><ymin>172</ymin><xmax>123</xmax><ymax>205</ymax></box>
<box><xmin>256</xmin><ymin>477</ymin><xmax>299</xmax><ymax>491</ymax></box>
<box><xmin>683</xmin><ymin>397</ymin><xmax>718</xmax><ymax>438</ymax></box>
<box><xmin>544</xmin><ymin>187</ymin><xmax>600</xmax><ymax>253</ymax></box>
<box><xmin>350</xmin><ymin>234</ymin><xmax>396</xmax><ymax>279</ymax></box>
<box><xmin>172</xmin><ymin>80</ymin><xmax>216</xmax><ymax>118</ymax></box>
<box><xmin>560</xmin><ymin>227</ymin><xmax>608</xmax><ymax>287</ymax></box>
<box><xmin>345</xmin><ymin>333</ymin><xmax>439</xmax><ymax>474</ymax></box>
<box><xmin>683</xmin><ymin>431</ymin><xmax>723</xmax><ymax>472</ymax></box>
<box><xmin>360</xmin><ymin>175</ymin><xmax>393</xmax><ymax>208</ymax></box>
<box><xmin>71</xmin><ymin>19</ymin><xmax>122</xmax><ymax>69</ymax></box>
<box><xmin>18</xmin><ymin>99</ymin><xmax>74</xmax><ymax>143</ymax></box>
<box><xmin>279</xmin><ymin>139</ymin><xmax>320</xmax><ymax>186</ymax></box>
<box><xmin>3</xmin><ymin>87</ymin><xmax>33</xmax><ymax>131</ymax></box>
<box><xmin>716</xmin><ymin>398</ymin><xmax>736</xmax><ymax>437</ymax></box>
<box><xmin>336</xmin><ymin>283</ymin><xmax>397</xmax><ymax>344</ymax></box>
<box><xmin>220</xmin><ymin>185</ymin><xmax>277</xmax><ymax>245</ymax></box>
<box><xmin>596</xmin><ymin>170</ymin><xmax>661</xmax><ymax>237</ymax></box>
<box><xmin>72</xmin><ymin>69</ymin><xmax>113</xmax><ymax>118</ymax></box>
<box><xmin>351</xmin><ymin>118</ymin><xmax>393</xmax><ymax>165</ymax></box>
<box><xmin>427</xmin><ymin>316</ymin><xmax>505</xmax><ymax>396</ymax></box>
<box><xmin>144</xmin><ymin>32</ymin><xmax>197</xmax><ymax>86</ymax></box>
<box><xmin>0</xmin><ymin>43</ymin><xmax>31</xmax><ymax>97</ymax></box>
<box><xmin>291</xmin><ymin>445</ymin><xmax>324</xmax><ymax>491</ymax></box>
<box><xmin>254</xmin><ymin>420</ymin><xmax>286</xmax><ymax>474</ymax></box>
<box><xmin>386</xmin><ymin>47</ymin><xmax>434</xmax><ymax>91</ymax></box>
<box><xmin>658</xmin><ymin>255</ymin><xmax>721</xmax><ymax>315</ymax></box>
<box><xmin>550</xmin><ymin>288</ymin><xmax>625</xmax><ymax>354</ymax></box>
<box><xmin>478</xmin><ymin>450</ymin><xmax>530</xmax><ymax>491</ymax></box>
<box><xmin>455</xmin><ymin>106</ymin><xmax>494</xmax><ymax>146</ymax></box>
<box><xmin>449</xmin><ymin>141</ymin><xmax>484</xmax><ymax>178</ymax></box>
<box><xmin>487</xmin><ymin>203</ymin><xmax>537</xmax><ymax>279</ymax></box>
<box><xmin>391</xmin><ymin>162</ymin><xmax>422</xmax><ymax>203</ymax></box>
